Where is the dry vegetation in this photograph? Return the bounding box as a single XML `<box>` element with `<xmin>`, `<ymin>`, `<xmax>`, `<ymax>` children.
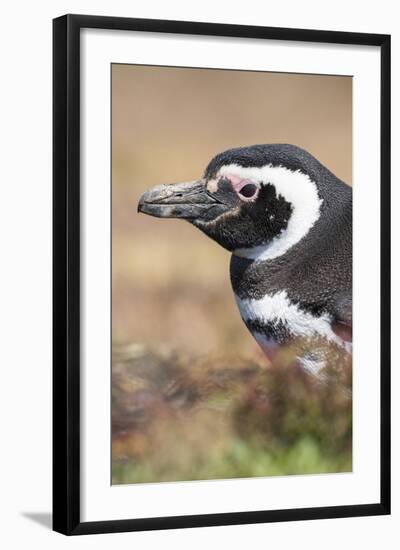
<box><xmin>112</xmin><ymin>344</ymin><xmax>352</xmax><ymax>484</ymax></box>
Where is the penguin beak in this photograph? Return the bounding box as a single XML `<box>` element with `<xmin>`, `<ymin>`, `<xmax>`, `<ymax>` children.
<box><xmin>138</xmin><ymin>179</ymin><xmax>224</xmax><ymax>220</ymax></box>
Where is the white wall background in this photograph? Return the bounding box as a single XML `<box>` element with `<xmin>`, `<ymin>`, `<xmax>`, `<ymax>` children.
<box><xmin>0</xmin><ymin>0</ymin><xmax>398</xmax><ymax>548</ymax></box>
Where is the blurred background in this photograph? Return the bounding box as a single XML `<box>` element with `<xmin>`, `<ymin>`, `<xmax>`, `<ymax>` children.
<box><xmin>112</xmin><ymin>64</ymin><xmax>352</xmax><ymax>484</ymax></box>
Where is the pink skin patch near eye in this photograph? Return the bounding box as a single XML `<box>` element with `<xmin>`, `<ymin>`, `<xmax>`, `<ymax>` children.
<box><xmin>228</xmin><ymin>174</ymin><xmax>260</xmax><ymax>201</ymax></box>
<box><xmin>207</xmin><ymin>173</ymin><xmax>260</xmax><ymax>200</ymax></box>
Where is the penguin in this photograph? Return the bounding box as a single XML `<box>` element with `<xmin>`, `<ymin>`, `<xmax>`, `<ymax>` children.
<box><xmin>138</xmin><ymin>144</ymin><xmax>352</xmax><ymax>375</ymax></box>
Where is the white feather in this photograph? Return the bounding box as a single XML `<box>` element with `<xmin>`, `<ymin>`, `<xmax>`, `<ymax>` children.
<box><xmin>235</xmin><ymin>290</ymin><xmax>348</xmax><ymax>350</ymax></box>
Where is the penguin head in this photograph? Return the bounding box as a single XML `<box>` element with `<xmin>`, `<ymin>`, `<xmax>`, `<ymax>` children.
<box><xmin>138</xmin><ymin>144</ymin><xmax>332</xmax><ymax>259</ymax></box>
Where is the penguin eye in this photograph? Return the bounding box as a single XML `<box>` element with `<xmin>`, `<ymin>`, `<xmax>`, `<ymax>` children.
<box><xmin>238</xmin><ymin>183</ymin><xmax>258</xmax><ymax>199</ymax></box>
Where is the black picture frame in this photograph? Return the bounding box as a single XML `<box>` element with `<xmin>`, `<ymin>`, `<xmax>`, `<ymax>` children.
<box><xmin>53</xmin><ymin>14</ymin><xmax>391</xmax><ymax>535</ymax></box>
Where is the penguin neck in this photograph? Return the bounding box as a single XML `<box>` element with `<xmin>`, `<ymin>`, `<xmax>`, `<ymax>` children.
<box><xmin>229</xmin><ymin>199</ymin><xmax>351</xmax><ymax>303</ymax></box>
<box><xmin>229</xmin><ymin>220</ymin><xmax>323</xmax><ymax>302</ymax></box>
<box><xmin>230</xmin><ymin>254</ymin><xmax>279</xmax><ymax>302</ymax></box>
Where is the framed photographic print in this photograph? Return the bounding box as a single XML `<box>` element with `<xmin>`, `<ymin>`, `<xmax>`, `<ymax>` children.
<box><xmin>53</xmin><ymin>14</ymin><xmax>391</xmax><ymax>535</ymax></box>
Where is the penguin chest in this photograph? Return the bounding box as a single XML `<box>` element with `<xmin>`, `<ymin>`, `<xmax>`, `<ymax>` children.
<box><xmin>234</xmin><ymin>290</ymin><xmax>344</xmax><ymax>373</ymax></box>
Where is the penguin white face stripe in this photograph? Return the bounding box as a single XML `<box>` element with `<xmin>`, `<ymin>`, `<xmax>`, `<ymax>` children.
<box><xmin>217</xmin><ymin>164</ymin><xmax>323</xmax><ymax>261</ymax></box>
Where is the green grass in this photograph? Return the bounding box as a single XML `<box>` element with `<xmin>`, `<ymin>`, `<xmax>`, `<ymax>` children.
<box><xmin>112</xmin><ymin>436</ymin><xmax>351</xmax><ymax>484</ymax></box>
